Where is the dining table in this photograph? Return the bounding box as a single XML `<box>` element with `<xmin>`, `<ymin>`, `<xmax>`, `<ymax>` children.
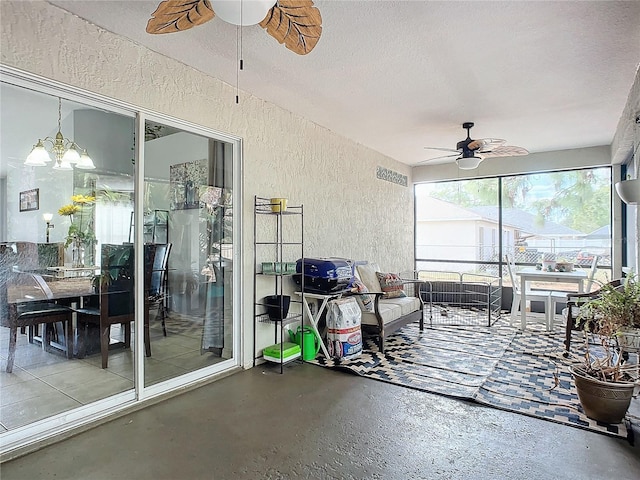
<box><xmin>7</xmin><ymin>276</ymin><xmax>94</xmax><ymax>304</ymax></box>
<box><xmin>4</xmin><ymin>275</ymin><xmax>95</xmax><ymax>369</ymax></box>
<box><xmin>518</xmin><ymin>267</ymin><xmax>587</xmax><ymax>330</ymax></box>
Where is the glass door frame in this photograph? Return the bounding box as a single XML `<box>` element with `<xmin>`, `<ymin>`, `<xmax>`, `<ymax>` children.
<box><xmin>0</xmin><ymin>65</ymin><xmax>243</xmax><ymax>457</ymax></box>
<box><xmin>135</xmin><ymin>111</ymin><xmax>243</xmax><ymax>400</ymax></box>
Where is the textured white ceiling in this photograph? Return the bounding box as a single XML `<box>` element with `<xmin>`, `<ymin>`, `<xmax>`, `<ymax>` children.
<box><xmin>46</xmin><ymin>0</ymin><xmax>640</xmax><ymax>166</ymax></box>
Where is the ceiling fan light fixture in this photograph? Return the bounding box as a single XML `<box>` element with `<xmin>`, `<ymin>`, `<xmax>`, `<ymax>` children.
<box><xmin>147</xmin><ymin>0</ymin><xmax>322</xmax><ymax>56</ymax></box>
<box><xmin>423</xmin><ymin>122</ymin><xmax>528</xmax><ymax>168</ymax></box>
<box><xmin>210</xmin><ymin>0</ymin><xmax>276</xmax><ymax>26</ymax></box>
<box><xmin>456</xmin><ymin>156</ymin><xmax>483</xmax><ymax>170</ymax></box>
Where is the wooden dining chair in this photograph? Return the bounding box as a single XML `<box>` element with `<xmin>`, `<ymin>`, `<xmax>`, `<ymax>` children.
<box><xmin>75</xmin><ymin>244</ymin><xmax>151</xmax><ymax>368</ymax></box>
<box><xmin>25</xmin><ymin>273</ymin><xmax>74</xmax><ymax>355</ymax></box>
<box><xmin>146</xmin><ymin>243</ymin><xmax>172</xmax><ymax>336</ymax></box>
<box><xmin>0</xmin><ymin>268</ymin><xmax>73</xmax><ymax>373</ymax></box>
<box><xmin>562</xmin><ymin>279</ymin><xmax>623</xmax><ymax>356</ymax></box>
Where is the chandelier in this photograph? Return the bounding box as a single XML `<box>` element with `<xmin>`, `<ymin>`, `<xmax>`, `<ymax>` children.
<box><xmin>24</xmin><ymin>98</ymin><xmax>95</xmax><ymax>170</ymax></box>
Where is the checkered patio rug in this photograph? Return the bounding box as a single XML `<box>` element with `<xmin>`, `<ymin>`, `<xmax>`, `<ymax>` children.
<box><xmin>310</xmin><ymin>314</ymin><xmax>635</xmax><ymax>440</ymax></box>
<box><xmin>149</xmin><ymin>312</ymin><xmax>205</xmax><ymax>339</ymax></box>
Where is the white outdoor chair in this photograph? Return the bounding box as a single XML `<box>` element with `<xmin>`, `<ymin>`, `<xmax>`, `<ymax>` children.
<box><xmin>552</xmin><ymin>255</ymin><xmax>599</xmax><ymax>330</ymax></box>
<box><xmin>505</xmin><ymin>255</ymin><xmax>552</xmax><ymax>330</ymax></box>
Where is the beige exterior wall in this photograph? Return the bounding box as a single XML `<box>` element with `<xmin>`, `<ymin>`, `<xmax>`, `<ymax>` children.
<box><xmin>416</xmin><ymin>220</ymin><xmax>477</xmax><ymax>262</ymax></box>
<box><xmin>0</xmin><ymin>1</ymin><xmax>415</xmax><ymax>368</ymax></box>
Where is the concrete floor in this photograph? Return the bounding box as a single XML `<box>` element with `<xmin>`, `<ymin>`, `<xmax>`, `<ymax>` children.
<box><xmin>2</xmin><ymin>362</ymin><xmax>639</xmax><ymax>480</ymax></box>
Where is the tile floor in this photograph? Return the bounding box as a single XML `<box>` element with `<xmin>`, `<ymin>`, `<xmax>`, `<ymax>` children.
<box><xmin>0</xmin><ymin>316</ymin><xmax>226</xmax><ymax>432</ymax></box>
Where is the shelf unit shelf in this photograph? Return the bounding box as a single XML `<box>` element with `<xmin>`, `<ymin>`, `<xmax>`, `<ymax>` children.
<box><xmin>256</xmin><ymin>313</ymin><xmax>303</xmax><ymax>325</ymax></box>
<box><xmin>255</xmin><ymin>207</ymin><xmax>302</xmax><ymax>216</ymax></box>
<box><xmin>257</xmin><ymin>273</ymin><xmax>296</xmax><ymax>277</ymax></box>
<box><xmin>129</xmin><ymin>209</ymin><xmax>169</xmax><ymax>244</ymax></box>
<box><xmin>255</xmin><ymin>242</ymin><xmax>303</xmax><ymax>246</ymax></box>
<box><xmin>253</xmin><ymin>196</ymin><xmax>304</xmax><ymax>373</ymax></box>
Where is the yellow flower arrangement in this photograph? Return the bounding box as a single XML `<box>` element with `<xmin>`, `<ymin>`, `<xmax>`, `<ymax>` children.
<box><xmin>58</xmin><ymin>194</ymin><xmax>96</xmax><ymax>248</ymax></box>
<box><xmin>71</xmin><ymin>194</ymin><xmax>95</xmax><ymax>204</ymax></box>
<box><xmin>58</xmin><ymin>204</ymin><xmax>80</xmax><ymax>217</ymax></box>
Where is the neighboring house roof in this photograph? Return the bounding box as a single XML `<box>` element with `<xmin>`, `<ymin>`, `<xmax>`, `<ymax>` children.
<box><xmin>585</xmin><ymin>224</ymin><xmax>611</xmax><ymax>239</ymax></box>
<box><xmin>415</xmin><ymin>196</ymin><xmax>482</xmax><ymax>222</ymax></box>
<box><xmin>467</xmin><ymin>206</ymin><xmax>582</xmax><ymax>237</ymax></box>
<box><xmin>416</xmin><ymin>196</ymin><xmax>582</xmax><ymax>237</ymax></box>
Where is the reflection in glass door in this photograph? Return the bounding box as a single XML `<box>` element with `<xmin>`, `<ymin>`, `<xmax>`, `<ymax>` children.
<box><xmin>143</xmin><ymin>120</ymin><xmax>234</xmax><ymax>386</ymax></box>
<box><xmin>0</xmin><ymin>81</ymin><xmax>136</xmax><ymax>433</ymax></box>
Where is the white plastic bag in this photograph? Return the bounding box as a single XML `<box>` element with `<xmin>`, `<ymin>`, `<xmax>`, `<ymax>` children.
<box><xmin>326</xmin><ymin>297</ymin><xmax>362</xmax><ymax>360</ymax></box>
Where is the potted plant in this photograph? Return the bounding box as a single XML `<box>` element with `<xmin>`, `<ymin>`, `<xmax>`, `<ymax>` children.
<box><xmin>555</xmin><ymin>257</ymin><xmax>574</xmax><ymax>272</ymax></box>
<box><xmin>541</xmin><ymin>252</ymin><xmax>557</xmax><ymax>271</ymax></box>
<box><xmin>569</xmin><ymin>275</ymin><xmax>640</xmax><ymax>423</ymax></box>
<box><xmin>91</xmin><ymin>270</ymin><xmax>115</xmax><ymax>294</ymax></box>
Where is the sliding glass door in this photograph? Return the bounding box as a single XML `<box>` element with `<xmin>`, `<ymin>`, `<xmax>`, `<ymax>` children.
<box><xmin>0</xmin><ymin>70</ymin><xmax>241</xmax><ymax>456</ymax></box>
<box><xmin>142</xmin><ymin>119</ymin><xmax>235</xmax><ymax>387</ymax></box>
<box><xmin>0</xmin><ymin>81</ymin><xmax>137</xmax><ymax>433</ymax></box>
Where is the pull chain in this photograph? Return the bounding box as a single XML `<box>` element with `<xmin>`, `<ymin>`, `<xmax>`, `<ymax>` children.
<box><xmin>236</xmin><ymin>29</ymin><xmax>244</xmax><ymax>103</ymax></box>
<box><xmin>236</xmin><ymin>25</ymin><xmax>240</xmax><ymax>104</ymax></box>
<box><xmin>235</xmin><ymin>1</ymin><xmax>245</xmax><ymax>104</ymax></box>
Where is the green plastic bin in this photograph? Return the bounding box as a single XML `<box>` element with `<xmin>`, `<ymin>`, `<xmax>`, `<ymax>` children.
<box><xmin>263</xmin><ymin>342</ymin><xmax>301</xmax><ymax>363</ymax></box>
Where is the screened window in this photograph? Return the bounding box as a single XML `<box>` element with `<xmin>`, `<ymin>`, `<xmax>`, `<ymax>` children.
<box><xmin>415</xmin><ymin>168</ymin><xmax>612</xmax><ymax>286</ymax></box>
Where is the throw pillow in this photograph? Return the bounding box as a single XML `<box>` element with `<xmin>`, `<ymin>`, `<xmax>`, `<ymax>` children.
<box><xmin>351</xmin><ymin>278</ymin><xmax>374</xmax><ymax>312</ymax></box>
<box><xmin>356</xmin><ymin>263</ymin><xmax>382</xmax><ymax>292</ymax></box>
<box><xmin>376</xmin><ymin>272</ymin><xmax>406</xmax><ymax>299</ymax></box>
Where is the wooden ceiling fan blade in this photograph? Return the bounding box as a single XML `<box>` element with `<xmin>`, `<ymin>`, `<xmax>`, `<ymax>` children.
<box><xmin>481</xmin><ymin>145</ymin><xmax>529</xmax><ymax>158</ymax></box>
<box><xmin>146</xmin><ymin>0</ymin><xmax>215</xmax><ymax>34</ymax></box>
<box><xmin>260</xmin><ymin>0</ymin><xmax>322</xmax><ymax>55</ymax></box>
<box><xmin>468</xmin><ymin>138</ymin><xmax>506</xmax><ymax>151</ymax></box>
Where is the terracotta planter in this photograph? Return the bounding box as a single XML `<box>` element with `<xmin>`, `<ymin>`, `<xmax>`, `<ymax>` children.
<box><xmin>569</xmin><ymin>364</ymin><xmax>635</xmax><ymax>424</ymax></box>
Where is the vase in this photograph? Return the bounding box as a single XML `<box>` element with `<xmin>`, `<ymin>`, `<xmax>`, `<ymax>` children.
<box><xmin>72</xmin><ymin>238</ymin><xmax>85</xmax><ymax>268</ymax></box>
<box><xmin>569</xmin><ymin>364</ymin><xmax>635</xmax><ymax>424</ymax></box>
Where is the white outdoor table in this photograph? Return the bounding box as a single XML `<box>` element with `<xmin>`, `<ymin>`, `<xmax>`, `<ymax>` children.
<box><xmin>295</xmin><ymin>290</ymin><xmax>349</xmax><ymax>359</ymax></box>
<box><xmin>518</xmin><ymin>268</ymin><xmax>587</xmax><ymax>330</ymax></box>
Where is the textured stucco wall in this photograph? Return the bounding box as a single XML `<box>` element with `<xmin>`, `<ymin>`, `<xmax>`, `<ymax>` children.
<box><xmin>0</xmin><ymin>1</ymin><xmax>415</xmax><ymax>368</ymax></box>
<box><xmin>611</xmin><ymin>66</ymin><xmax>639</xmax><ymax>166</ymax></box>
<box><xmin>611</xmin><ymin>66</ymin><xmax>639</xmax><ymax>276</ymax></box>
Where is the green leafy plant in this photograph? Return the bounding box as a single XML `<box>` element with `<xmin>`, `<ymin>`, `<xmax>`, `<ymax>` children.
<box><xmin>576</xmin><ymin>275</ymin><xmax>640</xmax><ymax>383</ymax></box>
<box><xmin>91</xmin><ymin>270</ymin><xmax>115</xmax><ymax>292</ymax></box>
<box><xmin>579</xmin><ymin>275</ymin><xmax>640</xmax><ymax>333</ymax></box>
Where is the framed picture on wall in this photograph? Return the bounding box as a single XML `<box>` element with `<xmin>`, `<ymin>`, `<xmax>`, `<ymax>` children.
<box><xmin>169</xmin><ymin>159</ymin><xmax>208</xmax><ymax>210</ymax></box>
<box><xmin>19</xmin><ymin>188</ymin><xmax>39</xmax><ymax>212</ymax></box>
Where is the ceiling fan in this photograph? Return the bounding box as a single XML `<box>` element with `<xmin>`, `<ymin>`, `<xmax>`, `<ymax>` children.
<box><xmin>146</xmin><ymin>0</ymin><xmax>322</xmax><ymax>55</ymax></box>
<box><xmin>420</xmin><ymin>122</ymin><xmax>529</xmax><ymax>169</ymax></box>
